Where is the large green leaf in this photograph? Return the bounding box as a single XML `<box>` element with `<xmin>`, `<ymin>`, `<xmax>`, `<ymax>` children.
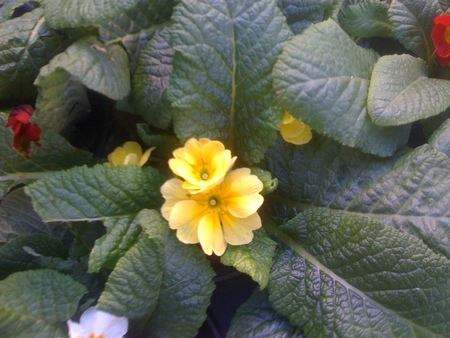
<box><xmin>0</xmin><ymin>8</ymin><xmax>65</xmax><ymax>100</ymax></box>
<box><xmin>338</xmin><ymin>0</ymin><xmax>393</xmax><ymax>38</ymax></box>
<box><xmin>39</xmin><ymin>37</ymin><xmax>130</xmax><ymax>100</ymax></box>
<box><xmin>277</xmin><ymin>0</ymin><xmax>340</xmax><ymax>34</ymax></box>
<box><xmin>34</xmin><ymin>70</ymin><xmax>90</xmax><ymax>133</ymax></box>
<box><xmin>388</xmin><ymin>0</ymin><xmax>443</xmax><ymax>61</ymax></box>
<box><xmin>0</xmin><ymin>113</ymin><xmax>93</xmax><ymax>199</ymax></box>
<box><xmin>0</xmin><ymin>188</ymin><xmax>67</xmax><ymax>243</ymax></box>
<box><xmin>429</xmin><ymin>118</ymin><xmax>450</xmax><ymax>158</ymax></box>
<box><xmin>221</xmin><ymin>228</ymin><xmax>276</xmax><ymax>289</ymax></box>
<box><xmin>88</xmin><ymin>215</ymin><xmax>142</xmax><ymax>273</ymax></box>
<box><xmin>98</xmin><ymin>0</ymin><xmax>176</xmax><ymax>70</ymax></box>
<box><xmin>41</xmin><ymin>0</ymin><xmax>141</xmax><ymax>29</ymax></box>
<box><xmin>168</xmin><ymin>0</ymin><xmax>292</xmax><ymax>164</ymax></box>
<box><xmin>98</xmin><ymin>210</ymin><xmax>215</xmax><ymax>337</ymax></box>
<box><xmin>263</xmin><ymin>137</ymin><xmax>450</xmax><ymax>259</ymax></box>
<box><xmin>368</xmin><ymin>54</ymin><xmax>450</xmax><ymax>126</ymax></box>
<box><xmin>228</xmin><ymin>289</ymin><xmax>303</xmax><ymax>338</ymax></box>
<box><xmin>0</xmin><ymin>269</ymin><xmax>86</xmax><ymax>337</ymax></box>
<box><xmin>268</xmin><ymin>208</ymin><xmax>450</xmax><ymax>336</ymax></box>
<box><xmin>272</xmin><ymin>19</ymin><xmax>410</xmax><ymax>157</ymax></box>
<box><xmin>25</xmin><ymin>165</ymin><xmax>163</xmax><ymax>222</ymax></box>
<box><xmin>132</xmin><ymin>28</ymin><xmax>174</xmax><ymax>129</ymax></box>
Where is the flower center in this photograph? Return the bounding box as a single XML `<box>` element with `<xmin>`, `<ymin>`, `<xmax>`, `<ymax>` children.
<box><xmin>201</xmin><ymin>171</ymin><xmax>209</xmax><ymax>180</ymax></box>
<box><xmin>209</xmin><ymin>198</ymin><xmax>217</xmax><ymax>206</ymax></box>
<box><xmin>445</xmin><ymin>27</ymin><xmax>450</xmax><ymax>44</ymax></box>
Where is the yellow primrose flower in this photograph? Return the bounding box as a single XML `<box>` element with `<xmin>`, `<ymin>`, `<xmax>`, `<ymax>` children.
<box><xmin>280</xmin><ymin>111</ymin><xmax>312</xmax><ymax>145</ymax></box>
<box><xmin>105</xmin><ymin>141</ymin><xmax>154</xmax><ymax>167</ymax></box>
<box><xmin>168</xmin><ymin>138</ymin><xmax>237</xmax><ymax>194</ymax></box>
<box><xmin>161</xmin><ymin>168</ymin><xmax>264</xmax><ymax>256</ymax></box>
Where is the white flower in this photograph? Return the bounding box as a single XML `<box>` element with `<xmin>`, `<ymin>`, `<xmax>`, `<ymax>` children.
<box><xmin>67</xmin><ymin>307</ymin><xmax>128</xmax><ymax>338</ymax></box>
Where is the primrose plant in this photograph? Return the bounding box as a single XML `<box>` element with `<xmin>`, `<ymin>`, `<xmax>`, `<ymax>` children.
<box><xmin>0</xmin><ymin>0</ymin><xmax>449</xmax><ymax>337</ymax></box>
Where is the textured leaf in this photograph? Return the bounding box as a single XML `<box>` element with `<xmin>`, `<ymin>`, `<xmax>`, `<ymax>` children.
<box><xmin>0</xmin><ymin>234</ymin><xmax>68</xmax><ymax>279</ymax></box>
<box><xmin>429</xmin><ymin>118</ymin><xmax>450</xmax><ymax>158</ymax></box>
<box><xmin>368</xmin><ymin>54</ymin><xmax>450</xmax><ymax>126</ymax></box>
<box><xmin>0</xmin><ymin>113</ymin><xmax>93</xmax><ymax>199</ymax></box>
<box><xmin>0</xmin><ymin>8</ymin><xmax>65</xmax><ymax>100</ymax></box>
<box><xmin>338</xmin><ymin>0</ymin><xmax>393</xmax><ymax>38</ymax></box>
<box><xmin>388</xmin><ymin>0</ymin><xmax>443</xmax><ymax>61</ymax></box>
<box><xmin>273</xmin><ymin>19</ymin><xmax>410</xmax><ymax>156</ymax></box>
<box><xmin>263</xmin><ymin>137</ymin><xmax>450</xmax><ymax>259</ymax></box>
<box><xmin>277</xmin><ymin>0</ymin><xmax>338</xmax><ymax>34</ymax></box>
<box><xmin>41</xmin><ymin>0</ymin><xmax>141</xmax><ymax>29</ymax></box>
<box><xmin>228</xmin><ymin>289</ymin><xmax>303</xmax><ymax>338</ymax></box>
<box><xmin>40</xmin><ymin>37</ymin><xmax>130</xmax><ymax>100</ymax></box>
<box><xmin>268</xmin><ymin>208</ymin><xmax>450</xmax><ymax>336</ymax></box>
<box><xmin>221</xmin><ymin>228</ymin><xmax>277</xmax><ymax>289</ymax></box>
<box><xmin>26</xmin><ymin>165</ymin><xmax>163</xmax><ymax>222</ymax></box>
<box><xmin>168</xmin><ymin>0</ymin><xmax>292</xmax><ymax>164</ymax></box>
<box><xmin>132</xmin><ymin>28</ymin><xmax>174</xmax><ymax>129</ymax></box>
<box><xmin>34</xmin><ymin>69</ymin><xmax>90</xmax><ymax>133</ymax></box>
<box><xmin>99</xmin><ymin>0</ymin><xmax>176</xmax><ymax>70</ymax></box>
<box><xmin>0</xmin><ymin>188</ymin><xmax>67</xmax><ymax>243</ymax></box>
<box><xmin>0</xmin><ymin>269</ymin><xmax>86</xmax><ymax>337</ymax></box>
<box><xmin>88</xmin><ymin>215</ymin><xmax>141</xmax><ymax>273</ymax></box>
<box><xmin>98</xmin><ymin>210</ymin><xmax>215</xmax><ymax>337</ymax></box>
<box><xmin>0</xmin><ymin>0</ymin><xmax>34</xmax><ymax>22</ymax></box>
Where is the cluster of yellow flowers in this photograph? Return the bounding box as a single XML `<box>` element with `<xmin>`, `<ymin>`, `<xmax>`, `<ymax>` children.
<box><xmin>160</xmin><ymin>138</ymin><xmax>264</xmax><ymax>256</ymax></box>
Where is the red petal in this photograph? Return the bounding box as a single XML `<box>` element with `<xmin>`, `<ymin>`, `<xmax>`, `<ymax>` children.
<box><xmin>432</xmin><ymin>24</ymin><xmax>450</xmax><ymax>57</ymax></box>
<box><xmin>434</xmin><ymin>14</ymin><xmax>450</xmax><ymax>26</ymax></box>
<box><xmin>24</xmin><ymin>124</ymin><xmax>41</xmax><ymax>141</ymax></box>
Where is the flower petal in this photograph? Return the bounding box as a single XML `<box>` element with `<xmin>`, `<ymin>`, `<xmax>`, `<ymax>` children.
<box><xmin>222</xmin><ymin>212</ymin><xmax>261</xmax><ymax>245</ymax></box>
<box><xmin>139</xmin><ymin>147</ymin><xmax>155</xmax><ymax>166</ymax></box>
<box><xmin>67</xmin><ymin>320</ymin><xmax>88</xmax><ymax>338</ymax></box>
<box><xmin>169</xmin><ymin>200</ymin><xmax>205</xmax><ymax>231</ymax></box>
<box><xmin>226</xmin><ymin>194</ymin><xmax>264</xmax><ymax>218</ymax></box>
<box><xmin>198</xmin><ymin>212</ymin><xmax>226</xmax><ymax>256</ymax></box>
<box><xmin>160</xmin><ymin>178</ymin><xmax>190</xmax><ymax>220</ymax></box>
<box><xmin>92</xmin><ymin>309</ymin><xmax>128</xmax><ymax>338</ymax></box>
<box><xmin>123</xmin><ymin>141</ymin><xmax>143</xmax><ymax>157</ymax></box>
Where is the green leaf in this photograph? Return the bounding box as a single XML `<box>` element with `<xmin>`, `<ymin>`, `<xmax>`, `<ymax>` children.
<box><xmin>268</xmin><ymin>208</ymin><xmax>450</xmax><ymax>336</ymax></box>
<box><xmin>136</xmin><ymin>123</ymin><xmax>181</xmax><ymax>159</ymax></box>
<box><xmin>132</xmin><ymin>28</ymin><xmax>174</xmax><ymax>129</ymax></box>
<box><xmin>0</xmin><ymin>234</ymin><xmax>68</xmax><ymax>279</ymax></box>
<box><xmin>338</xmin><ymin>0</ymin><xmax>393</xmax><ymax>38</ymax></box>
<box><xmin>273</xmin><ymin>19</ymin><xmax>410</xmax><ymax>156</ymax></box>
<box><xmin>368</xmin><ymin>54</ymin><xmax>450</xmax><ymax>126</ymax></box>
<box><xmin>41</xmin><ymin>0</ymin><xmax>141</xmax><ymax>29</ymax></box>
<box><xmin>0</xmin><ymin>188</ymin><xmax>67</xmax><ymax>243</ymax></box>
<box><xmin>88</xmin><ymin>215</ymin><xmax>141</xmax><ymax>273</ymax></box>
<box><xmin>168</xmin><ymin>0</ymin><xmax>292</xmax><ymax>164</ymax></box>
<box><xmin>97</xmin><ymin>235</ymin><xmax>165</xmax><ymax>319</ymax></box>
<box><xmin>221</xmin><ymin>228</ymin><xmax>277</xmax><ymax>289</ymax></box>
<box><xmin>0</xmin><ymin>8</ymin><xmax>66</xmax><ymax>100</ymax></box>
<box><xmin>34</xmin><ymin>69</ymin><xmax>90</xmax><ymax>133</ymax></box>
<box><xmin>0</xmin><ymin>269</ymin><xmax>86</xmax><ymax>337</ymax></box>
<box><xmin>228</xmin><ymin>289</ymin><xmax>303</xmax><ymax>338</ymax></box>
<box><xmin>388</xmin><ymin>0</ymin><xmax>443</xmax><ymax>61</ymax></box>
<box><xmin>0</xmin><ymin>0</ymin><xmax>34</xmax><ymax>23</ymax></box>
<box><xmin>429</xmin><ymin>118</ymin><xmax>450</xmax><ymax>158</ymax></box>
<box><xmin>263</xmin><ymin>137</ymin><xmax>450</xmax><ymax>259</ymax></box>
<box><xmin>277</xmin><ymin>0</ymin><xmax>339</xmax><ymax>34</ymax></box>
<box><xmin>26</xmin><ymin>165</ymin><xmax>163</xmax><ymax>222</ymax></box>
<box><xmin>39</xmin><ymin>37</ymin><xmax>130</xmax><ymax>100</ymax></box>
<box><xmin>99</xmin><ymin>0</ymin><xmax>176</xmax><ymax>71</ymax></box>
<box><xmin>0</xmin><ymin>113</ymin><xmax>93</xmax><ymax>199</ymax></box>
<box><xmin>98</xmin><ymin>210</ymin><xmax>215</xmax><ymax>337</ymax></box>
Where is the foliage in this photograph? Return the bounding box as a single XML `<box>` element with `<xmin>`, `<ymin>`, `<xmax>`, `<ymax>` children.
<box><xmin>0</xmin><ymin>0</ymin><xmax>449</xmax><ymax>337</ymax></box>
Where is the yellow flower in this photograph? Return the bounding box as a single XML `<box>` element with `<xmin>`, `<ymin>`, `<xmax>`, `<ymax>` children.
<box><xmin>161</xmin><ymin>168</ymin><xmax>264</xmax><ymax>256</ymax></box>
<box><xmin>168</xmin><ymin>138</ymin><xmax>236</xmax><ymax>193</ymax></box>
<box><xmin>105</xmin><ymin>141</ymin><xmax>154</xmax><ymax>167</ymax></box>
<box><xmin>280</xmin><ymin>111</ymin><xmax>312</xmax><ymax>145</ymax></box>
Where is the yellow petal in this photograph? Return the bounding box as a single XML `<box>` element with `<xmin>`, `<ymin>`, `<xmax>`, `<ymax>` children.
<box><xmin>169</xmin><ymin>158</ymin><xmax>198</xmax><ymax>182</ymax></box>
<box><xmin>280</xmin><ymin>119</ymin><xmax>312</xmax><ymax>145</ymax></box>
<box><xmin>139</xmin><ymin>147</ymin><xmax>155</xmax><ymax>166</ymax></box>
<box><xmin>160</xmin><ymin>179</ymin><xmax>189</xmax><ymax>220</ymax></box>
<box><xmin>123</xmin><ymin>141</ymin><xmax>143</xmax><ymax>157</ymax></box>
<box><xmin>222</xmin><ymin>212</ymin><xmax>261</xmax><ymax>245</ymax></box>
<box><xmin>201</xmin><ymin>140</ymin><xmax>226</xmax><ymax>163</ymax></box>
<box><xmin>169</xmin><ymin>200</ymin><xmax>205</xmax><ymax>230</ymax></box>
<box><xmin>223</xmin><ymin>168</ymin><xmax>263</xmax><ymax>196</ymax></box>
<box><xmin>124</xmin><ymin>153</ymin><xmax>139</xmax><ymax>165</ymax></box>
<box><xmin>109</xmin><ymin>148</ymin><xmax>128</xmax><ymax>166</ymax></box>
<box><xmin>226</xmin><ymin>194</ymin><xmax>264</xmax><ymax>218</ymax></box>
<box><xmin>282</xmin><ymin>110</ymin><xmax>296</xmax><ymax>124</ymax></box>
<box><xmin>198</xmin><ymin>212</ymin><xmax>226</xmax><ymax>256</ymax></box>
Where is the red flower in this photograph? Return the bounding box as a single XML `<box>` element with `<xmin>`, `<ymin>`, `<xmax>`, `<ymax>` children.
<box><xmin>5</xmin><ymin>105</ymin><xmax>41</xmax><ymax>156</ymax></box>
<box><xmin>432</xmin><ymin>14</ymin><xmax>450</xmax><ymax>64</ymax></box>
